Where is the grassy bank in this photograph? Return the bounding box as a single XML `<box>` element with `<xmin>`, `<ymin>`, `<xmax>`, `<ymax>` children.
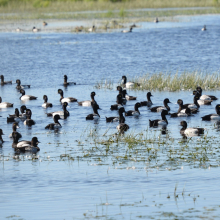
<box><xmin>95</xmin><ymin>71</ymin><xmax>220</xmax><ymax>92</ymax></box>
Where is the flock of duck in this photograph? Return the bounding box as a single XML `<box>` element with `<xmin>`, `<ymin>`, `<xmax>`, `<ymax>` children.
<box><xmin>0</xmin><ymin>74</ymin><xmax>219</xmax><ymax>154</ymax></box>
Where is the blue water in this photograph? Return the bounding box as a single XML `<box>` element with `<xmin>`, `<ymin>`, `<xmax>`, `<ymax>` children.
<box><xmin>0</xmin><ymin>15</ymin><xmax>220</xmax><ymax>219</ymax></box>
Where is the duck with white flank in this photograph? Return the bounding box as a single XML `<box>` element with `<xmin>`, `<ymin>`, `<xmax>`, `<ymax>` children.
<box><xmin>116</xmin><ymin>108</ymin><xmax>129</xmax><ymax>133</ymax></box>
<box><xmin>32</xmin><ymin>27</ymin><xmax>40</xmax><ymax>32</ymax></box>
<box><xmin>9</xmin><ymin>123</ymin><xmax>22</xmax><ymax>139</ymax></box>
<box><xmin>121</xmin><ymin>27</ymin><xmax>132</xmax><ymax>33</ymax></box>
<box><xmin>42</xmin><ymin>95</ymin><xmax>53</xmax><ymax>108</ymax></box>
<box><xmin>24</xmin><ymin>109</ymin><xmax>35</xmax><ymax>126</ymax></box>
<box><xmin>0</xmin><ymin>75</ymin><xmax>12</xmax><ymax>85</ymax></box>
<box><xmin>78</xmin><ymin>92</ymin><xmax>97</xmax><ymax>106</ymax></box>
<box><xmin>150</xmin><ymin>98</ymin><xmax>171</xmax><ymax>112</ymax></box>
<box><xmin>172</xmin><ymin>99</ymin><xmax>198</xmax><ymax>115</ymax></box>
<box><xmin>110</xmin><ymin>94</ymin><xmax>124</xmax><ymax>111</ymax></box>
<box><xmin>149</xmin><ymin>110</ymin><xmax>168</xmax><ymax>127</ymax></box>
<box><xmin>201</xmin><ymin>105</ymin><xmax>220</xmax><ymax>121</ymax></box>
<box><xmin>86</xmin><ymin>102</ymin><xmax>101</xmax><ymax>120</ymax></box>
<box><xmin>0</xmin><ymin>129</ymin><xmax>4</xmax><ymax>145</ymax></box>
<box><xmin>0</xmin><ymin>97</ymin><xmax>13</xmax><ymax>108</ymax></box>
<box><xmin>12</xmin><ymin>133</ymin><xmax>40</xmax><ymax>153</ymax></box>
<box><xmin>16</xmin><ymin>79</ymin><xmax>30</xmax><ymax>90</ymax></box>
<box><xmin>45</xmin><ymin>114</ymin><xmax>62</xmax><ymax>130</ymax></box>
<box><xmin>202</xmin><ymin>25</ymin><xmax>206</xmax><ymax>31</ymax></box>
<box><xmin>58</xmin><ymin>89</ymin><xmax>77</xmax><ymax>103</ymax></box>
<box><xmin>170</xmin><ymin>107</ymin><xmax>193</xmax><ymax>117</ymax></box>
<box><xmin>125</xmin><ymin>102</ymin><xmax>141</xmax><ymax>116</ymax></box>
<box><xmin>196</xmin><ymin>87</ymin><xmax>218</xmax><ymax>101</ymax></box>
<box><xmin>20</xmin><ymin>89</ymin><xmax>37</xmax><ymax>100</ymax></box>
<box><xmin>117</xmin><ymin>86</ymin><xmax>127</xmax><ymax>104</ymax></box>
<box><xmin>140</xmin><ymin>92</ymin><xmax>153</xmax><ymax>107</ymax></box>
<box><xmin>106</xmin><ymin>107</ymin><xmax>125</xmax><ymax>123</ymax></box>
<box><xmin>180</xmin><ymin>121</ymin><xmax>204</xmax><ymax>136</ymax></box>
<box><xmin>63</xmin><ymin>75</ymin><xmax>76</xmax><ymax>86</ymax></box>
<box><xmin>121</xmin><ymin>76</ymin><xmax>140</xmax><ymax>89</ymax></box>
<box><xmin>46</xmin><ymin>102</ymin><xmax>69</xmax><ymax>119</ymax></box>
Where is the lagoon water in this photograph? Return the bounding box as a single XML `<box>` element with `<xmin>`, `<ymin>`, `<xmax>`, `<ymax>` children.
<box><xmin>1</xmin><ymin>15</ymin><xmax>220</xmax><ymax>219</ymax></box>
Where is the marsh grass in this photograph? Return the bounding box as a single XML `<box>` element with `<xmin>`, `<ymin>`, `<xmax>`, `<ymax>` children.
<box><xmin>97</xmin><ymin>71</ymin><xmax>220</xmax><ymax>91</ymax></box>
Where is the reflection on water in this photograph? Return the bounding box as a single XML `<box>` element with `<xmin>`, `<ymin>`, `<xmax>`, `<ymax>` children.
<box><xmin>1</xmin><ymin>15</ymin><xmax>220</xmax><ymax>219</ymax></box>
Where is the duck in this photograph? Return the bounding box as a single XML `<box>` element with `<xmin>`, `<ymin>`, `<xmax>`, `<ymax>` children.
<box><xmin>12</xmin><ymin>133</ymin><xmax>40</xmax><ymax>153</ymax></box>
<box><xmin>196</xmin><ymin>87</ymin><xmax>218</xmax><ymax>101</ymax></box>
<box><xmin>19</xmin><ymin>105</ymin><xmax>27</xmax><ymax>119</ymax></box>
<box><xmin>78</xmin><ymin>92</ymin><xmax>96</xmax><ymax>106</ymax></box>
<box><xmin>45</xmin><ymin>114</ymin><xmax>62</xmax><ymax>129</ymax></box>
<box><xmin>201</xmin><ymin>25</ymin><xmax>206</xmax><ymax>31</ymax></box>
<box><xmin>106</xmin><ymin>107</ymin><xmax>125</xmax><ymax>123</ymax></box>
<box><xmin>110</xmin><ymin>94</ymin><xmax>124</xmax><ymax>111</ymax></box>
<box><xmin>150</xmin><ymin>98</ymin><xmax>171</xmax><ymax>112</ymax></box>
<box><xmin>154</xmin><ymin>17</ymin><xmax>159</xmax><ymax>23</ymax></box>
<box><xmin>201</xmin><ymin>105</ymin><xmax>220</xmax><ymax>121</ymax></box>
<box><xmin>121</xmin><ymin>27</ymin><xmax>132</xmax><ymax>33</ymax></box>
<box><xmin>140</xmin><ymin>92</ymin><xmax>153</xmax><ymax>107</ymax></box>
<box><xmin>149</xmin><ymin>110</ymin><xmax>168</xmax><ymax>127</ymax></box>
<box><xmin>180</xmin><ymin>121</ymin><xmax>204</xmax><ymax>136</ymax></box>
<box><xmin>121</xmin><ymin>76</ymin><xmax>140</xmax><ymax>89</ymax></box>
<box><xmin>43</xmin><ymin>21</ymin><xmax>47</xmax><ymax>26</ymax></box>
<box><xmin>0</xmin><ymin>129</ymin><xmax>4</xmax><ymax>145</ymax></box>
<box><xmin>16</xmin><ymin>79</ymin><xmax>30</xmax><ymax>90</ymax></box>
<box><xmin>1</xmin><ymin>75</ymin><xmax>12</xmax><ymax>85</ymax></box>
<box><xmin>7</xmin><ymin>108</ymin><xmax>21</xmax><ymax>123</ymax></box>
<box><xmin>170</xmin><ymin>107</ymin><xmax>193</xmax><ymax>118</ymax></box>
<box><xmin>32</xmin><ymin>27</ymin><xmax>40</xmax><ymax>32</ymax></box>
<box><xmin>125</xmin><ymin>102</ymin><xmax>141</xmax><ymax>116</ymax></box>
<box><xmin>46</xmin><ymin>102</ymin><xmax>69</xmax><ymax>119</ymax></box>
<box><xmin>116</xmin><ymin>109</ymin><xmax>129</xmax><ymax>133</ymax></box>
<box><xmin>8</xmin><ymin>108</ymin><xmax>20</xmax><ymax>118</ymax></box>
<box><xmin>175</xmin><ymin>99</ymin><xmax>199</xmax><ymax>114</ymax></box>
<box><xmin>58</xmin><ymin>89</ymin><xmax>77</xmax><ymax>103</ymax></box>
<box><xmin>117</xmin><ymin>86</ymin><xmax>127</xmax><ymax>104</ymax></box>
<box><xmin>42</xmin><ymin>95</ymin><xmax>53</xmax><ymax>108</ymax></box>
<box><xmin>20</xmin><ymin>89</ymin><xmax>37</xmax><ymax>100</ymax></box>
<box><xmin>63</xmin><ymin>75</ymin><xmax>76</xmax><ymax>86</ymax></box>
<box><xmin>16</xmin><ymin>28</ymin><xmax>21</xmax><ymax>32</ymax></box>
<box><xmin>24</xmin><ymin>109</ymin><xmax>35</xmax><ymax>126</ymax></box>
<box><xmin>9</xmin><ymin>123</ymin><xmax>22</xmax><ymax>139</ymax></box>
<box><xmin>88</xmin><ymin>25</ymin><xmax>96</xmax><ymax>32</ymax></box>
<box><xmin>0</xmin><ymin>97</ymin><xmax>13</xmax><ymax>108</ymax></box>
<box><xmin>86</xmin><ymin>103</ymin><xmax>101</xmax><ymax>120</ymax></box>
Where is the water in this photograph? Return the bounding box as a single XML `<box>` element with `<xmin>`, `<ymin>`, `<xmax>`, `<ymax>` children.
<box><xmin>1</xmin><ymin>15</ymin><xmax>220</xmax><ymax>219</ymax></box>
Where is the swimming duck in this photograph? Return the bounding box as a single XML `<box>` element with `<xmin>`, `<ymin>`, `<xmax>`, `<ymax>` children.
<box><xmin>174</xmin><ymin>99</ymin><xmax>199</xmax><ymax>115</ymax></box>
<box><xmin>180</xmin><ymin>121</ymin><xmax>204</xmax><ymax>136</ymax></box>
<box><xmin>196</xmin><ymin>87</ymin><xmax>217</xmax><ymax>101</ymax></box>
<box><xmin>140</xmin><ymin>92</ymin><xmax>153</xmax><ymax>107</ymax></box>
<box><xmin>149</xmin><ymin>110</ymin><xmax>169</xmax><ymax>127</ymax></box>
<box><xmin>170</xmin><ymin>106</ymin><xmax>193</xmax><ymax>117</ymax></box>
<box><xmin>12</xmin><ymin>133</ymin><xmax>40</xmax><ymax>153</ymax></box>
<box><xmin>201</xmin><ymin>25</ymin><xmax>206</xmax><ymax>31</ymax></box>
<box><xmin>1</xmin><ymin>75</ymin><xmax>12</xmax><ymax>85</ymax></box>
<box><xmin>9</xmin><ymin>122</ymin><xmax>22</xmax><ymax>139</ymax></box>
<box><xmin>125</xmin><ymin>102</ymin><xmax>141</xmax><ymax>116</ymax></box>
<box><xmin>110</xmin><ymin>94</ymin><xmax>124</xmax><ymax>110</ymax></box>
<box><xmin>19</xmin><ymin>105</ymin><xmax>27</xmax><ymax>119</ymax></box>
<box><xmin>0</xmin><ymin>129</ymin><xmax>4</xmax><ymax>145</ymax></box>
<box><xmin>16</xmin><ymin>79</ymin><xmax>30</xmax><ymax>90</ymax></box>
<box><xmin>43</xmin><ymin>21</ymin><xmax>47</xmax><ymax>26</ymax></box>
<box><xmin>46</xmin><ymin>102</ymin><xmax>69</xmax><ymax>119</ymax></box>
<box><xmin>20</xmin><ymin>89</ymin><xmax>37</xmax><ymax>100</ymax></box>
<box><xmin>150</xmin><ymin>98</ymin><xmax>171</xmax><ymax>112</ymax></box>
<box><xmin>117</xmin><ymin>86</ymin><xmax>127</xmax><ymax>104</ymax></box>
<box><xmin>86</xmin><ymin>103</ymin><xmax>101</xmax><ymax>120</ymax></box>
<box><xmin>106</xmin><ymin>107</ymin><xmax>125</xmax><ymax>122</ymax></box>
<box><xmin>0</xmin><ymin>97</ymin><xmax>13</xmax><ymax>108</ymax></box>
<box><xmin>16</xmin><ymin>28</ymin><xmax>21</xmax><ymax>32</ymax></box>
<box><xmin>63</xmin><ymin>75</ymin><xmax>76</xmax><ymax>86</ymax></box>
<box><xmin>116</xmin><ymin>109</ymin><xmax>129</xmax><ymax>133</ymax></box>
<box><xmin>24</xmin><ymin>109</ymin><xmax>35</xmax><ymax>126</ymax></box>
<box><xmin>32</xmin><ymin>27</ymin><xmax>40</xmax><ymax>32</ymax></box>
<box><xmin>45</xmin><ymin>114</ymin><xmax>62</xmax><ymax>129</ymax></box>
<box><xmin>78</xmin><ymin>92</ymin><xmax>96</xmax><ymax>106</ymax></box>
<box><xmin>8</xmin><ymin>108</ymin><xmax>20</xmax><ymax>118</ymax></box>
<box><xmin>154</xmin><ymin>17</ymin><xmax>159</xmax><ymax>23</ymax></box>
<box><xmin>58</xmin><ymin>89</ymin><xmax>77</xmax><ymax>103</ymax></box>
<box><xmin>121</xmin><ymin>76</ymin><xmax>140</xmax><ymax>89</ymax></box>
<box><xmin>201</xmin><ymin>105</ymin><xmax>220</xmax><ymax>121</ymax></box>
<box><xmin>42</xmin><ymin>95</ymin><xmax>53</xmax><ymax>108</ymax></box>
<box><xmin>121</xmin><ymin>27</ymin><xmax>132</xmax><ymax>33</ymax></box>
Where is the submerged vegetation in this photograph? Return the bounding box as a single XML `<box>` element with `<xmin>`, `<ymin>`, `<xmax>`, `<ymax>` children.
<box><xmin>96</xmin><ymin>71</ymin><xmax>220</xmax><ymax>91</ymax></box>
